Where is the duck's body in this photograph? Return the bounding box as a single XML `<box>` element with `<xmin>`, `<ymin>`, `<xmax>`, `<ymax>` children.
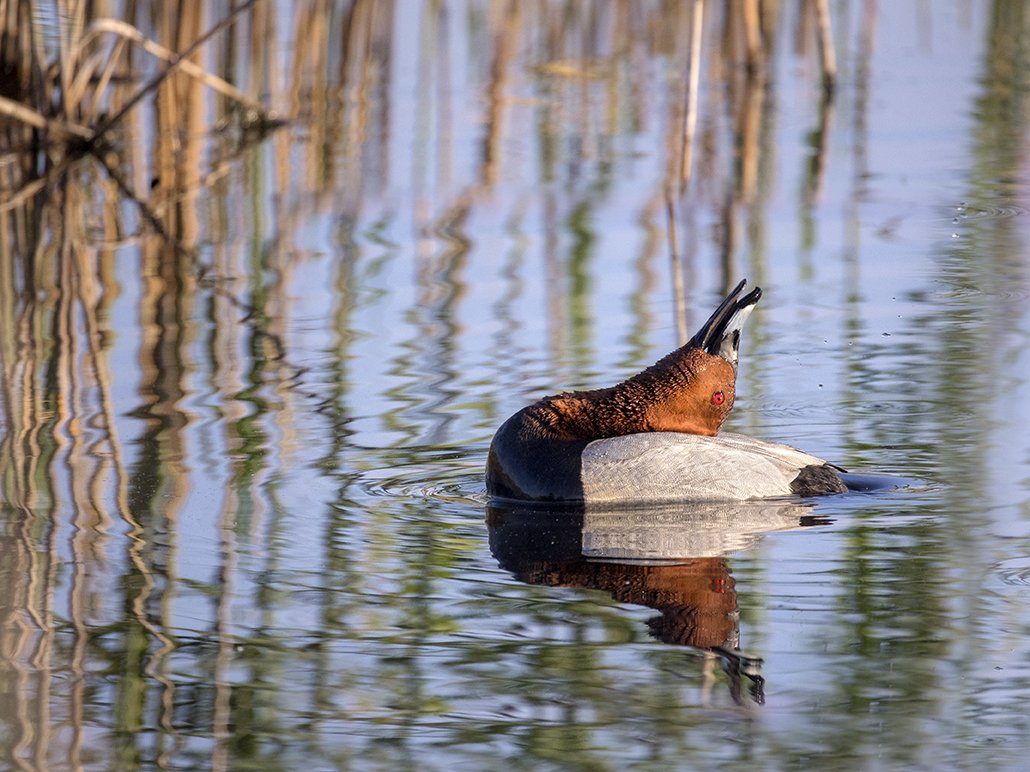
<box><xmin>488</xmin><ymin>428</ymin><xmax>845</xmax><ymax>502</ymax></box>
<box><xmin>486</xmin><ymin>280</ymin><xmax>849</xmax><ymax>503</ymax></box>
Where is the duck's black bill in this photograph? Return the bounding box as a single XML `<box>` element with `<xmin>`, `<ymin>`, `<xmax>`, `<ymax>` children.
<box><xmin>687</xmin><ymin>279</ymin><xmax>762</xmax><ymax>375</ymax></box>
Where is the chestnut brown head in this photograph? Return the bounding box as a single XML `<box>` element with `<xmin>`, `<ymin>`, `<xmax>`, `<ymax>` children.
<box><xmin>640</xmin><ymin>349</ymin><xmax>737</xmax><ymax>436</ymax></box>
<box><xmin>631</xmin><ymin>280</ymin><xmax>760</xmax><ymax>437</ymax></box>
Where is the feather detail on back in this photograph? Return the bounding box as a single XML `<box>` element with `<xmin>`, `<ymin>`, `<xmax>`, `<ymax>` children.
<box><xmin>579</xmin><ymin>432</ymin><xmax>844</xmax><ymax>502</ymax></box>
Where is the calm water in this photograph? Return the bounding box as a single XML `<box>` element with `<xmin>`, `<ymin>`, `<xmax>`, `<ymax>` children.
<box><xmin>2</xmin><ymin>1</ymin><xmax>1030</xmax><ymax>770</ymax></box>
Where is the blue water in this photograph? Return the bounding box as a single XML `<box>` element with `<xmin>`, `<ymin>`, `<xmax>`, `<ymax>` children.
<box><xmin>2</xmin><ymin>1</ymin><xmax>1030</xmax><ymax>770</ymax></box>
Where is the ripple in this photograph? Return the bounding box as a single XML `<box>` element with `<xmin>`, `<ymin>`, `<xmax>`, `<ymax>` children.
<box><xmin>939</xmin><ymin>284</ymin><xmax>1030</xmax><ymax>302</ymax></box>
<box><xmin>995</xmin><ymin>557</ymin><xmax>1030</xmax><ymax>586</ymax></box>
<box><xmin>747</xmin><ymin>403</ymin><xmax>839</xmax><ymax>420</ymax></box>
<box><xmin>837</xmin><ymin>472</ymin><xmax>921</xmax><ymax>493</ymax></box>
<box><xmin>362</xmin><ymin>464</ymin><xmax>487</xmax><ymax>505</ymax></box>
<box><xmin>956</xmin><ymin>203</ymin><xmax>1030</xmax><ymax>220</ymax></box>
<box><xmin>847</xmin><ymin>400</ymin><xmax>938</xmax><ymax>417</ymax></box>
<box><xmin>755</xmin><ymin>400</ymin><xmax>936</xmax><ymax>420</ymax></box>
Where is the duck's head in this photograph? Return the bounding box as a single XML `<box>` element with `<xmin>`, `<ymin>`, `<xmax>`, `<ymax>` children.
<box><xmin>632</xmin><ymin>279</ymin><xmax>761</xmax><ymax>437</ymax></box>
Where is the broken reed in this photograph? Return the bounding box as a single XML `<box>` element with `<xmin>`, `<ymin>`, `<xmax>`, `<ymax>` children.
<box><xmin>0</xmin><ymin>0</ymin><xmax>271</xmax><ymax>173</ymax></box>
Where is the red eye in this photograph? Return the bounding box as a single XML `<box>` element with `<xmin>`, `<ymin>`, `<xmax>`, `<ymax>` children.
<box><xmin>713</xmin><ymin>391</ymin><xmax>725</xmax><ymax>405</ymax></box>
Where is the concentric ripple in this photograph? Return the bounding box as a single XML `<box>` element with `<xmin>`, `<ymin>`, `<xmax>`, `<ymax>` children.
<box><xmin>995</xmin><ymin>557</ymin><xmax>1030</xmax><ymax>587</ymax></box>
<box><xmin>957</xmin><ymin>203</ymin><xmax>1030</xmax><ymax>219</ymax></box>
<box><xmin>358</xmin><ymin>448</ymin><xmax>489</xmax><ymax>505</ymax></box>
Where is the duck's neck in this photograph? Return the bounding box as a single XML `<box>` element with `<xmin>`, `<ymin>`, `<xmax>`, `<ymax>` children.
<box><xmin>521</xmin><ymin>346</ymin><xmax>730</xmax><ymax>441</ymax></box>
<box><xmin>527</xmin><ymin>382</ymin><xmax>653</xmax><ymax>441</ymax></box>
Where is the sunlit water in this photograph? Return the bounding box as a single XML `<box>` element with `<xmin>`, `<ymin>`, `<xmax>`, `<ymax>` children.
<box><xmin>2</xmin><ymin>2</ymin><xmax>1030</xmax><ymax>771</ymax></box>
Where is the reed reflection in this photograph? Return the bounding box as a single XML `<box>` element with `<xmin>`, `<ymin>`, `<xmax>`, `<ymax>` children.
<box><xmin>7</xmin><ymin>0</ymin><xmax>1019</xmax><ymax>769</ymax></box>
<box><xmin>488</xmin><ymin>500</ymin><xmax>829</xmax><ymax>706</ymax></box>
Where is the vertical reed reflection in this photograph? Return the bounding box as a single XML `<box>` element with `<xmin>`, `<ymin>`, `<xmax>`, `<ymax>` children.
<box><xmin>14</xmin><ymin>1</ymin><xmax>1023</xmax><ymax>769</ymax></box>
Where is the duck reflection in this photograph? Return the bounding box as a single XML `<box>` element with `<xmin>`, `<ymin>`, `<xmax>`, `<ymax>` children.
<box><xmin>488</xmin><ymin>499</ymin><xmax>829</xmax><ymax>706</ymax></box>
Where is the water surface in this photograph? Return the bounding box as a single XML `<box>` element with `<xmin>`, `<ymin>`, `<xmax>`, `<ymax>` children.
<box><xmin>2</xmin><ymin>1</ymin><xmax>1030</xmax><ymax>770</ymax></box>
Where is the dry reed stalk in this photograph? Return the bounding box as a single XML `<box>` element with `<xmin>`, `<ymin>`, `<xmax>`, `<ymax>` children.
<box><xmin>680</xmin><ymin>0</ymin><xmax>704</xmax><ymax>192</ymax></box>
<box><xmin>81</xmin><ymin>36</ymin><xmax>126</xmax><ymax>125</ymax></box>
<box><xmin>88</xmin><ymin>0</ymin><xmax>267</xmax><ymax>144</ymax></box>
<box><xmin>0</xmin><ymin>155</ymin><xmax>76</xmax><ymax>213</ymax></box>
<box><xmin>742</xmin><ymin>0</ymin><xmax>762</xmax><ymax>72</ymax></box>
<box><xmin>0</xmin><ymin>94</ymin><xmax>92</xmax><ymax>138</ymax></box>
<box><xmin>737</xmin><ymin>66</ymin><xmax>765</xmax><ymax>202</ymax></box>
<box><xmin>482</xmin><ymin>0</ymin><xmax>520</xmax><ymax>188</ymax></box>
<box><xmin>66</xmin><ymin>49</ymin><xmax>110</xmax><ymax>116</ymax></box>
<box><xmin>56</xmin><ymin>0</ymin><xmax>85</xmax><ymax>120</ymax></box>
<box><xmin>2</xmin><ymin>1</ymin><xmax>271</xmax><ymax>160</ymax></box>
<box><xmin>814</xmin><ymin>0</ymin><xmax>837</xmax><ymax>93</ymax></box>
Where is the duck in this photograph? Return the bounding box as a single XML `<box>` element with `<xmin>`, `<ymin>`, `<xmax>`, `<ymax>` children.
<box><xmin>486</xmin><ymin>279</ymin><xmax>850</xmax><ymax>503</ymax></box>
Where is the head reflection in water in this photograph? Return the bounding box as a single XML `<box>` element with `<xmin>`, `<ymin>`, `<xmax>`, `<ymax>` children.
<box><xmin>484</xmin><ymin>503</ymin><xmax>816</xmax><ymax>706</ymax></box>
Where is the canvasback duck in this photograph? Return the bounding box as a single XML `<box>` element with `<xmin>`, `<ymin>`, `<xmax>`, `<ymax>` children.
<box><xmin>486</xmin><ymin>280</ymin><xmax>849</xmax><ymax>503</ymax></box>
